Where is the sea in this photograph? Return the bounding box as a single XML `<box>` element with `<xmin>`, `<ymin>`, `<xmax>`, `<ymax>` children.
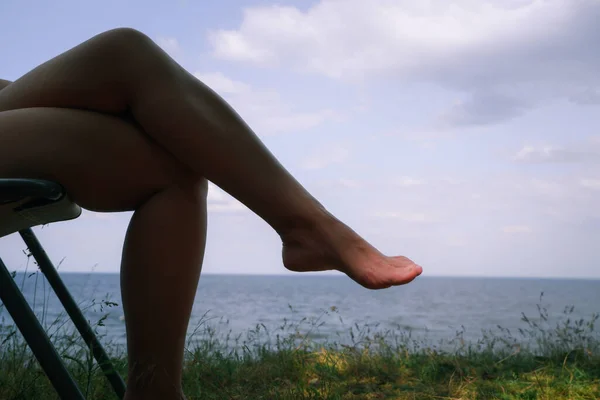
<box><xmin>1</xmin><ymin>273</ymin><xmax>599</xmax><ymax>353</ymax></box>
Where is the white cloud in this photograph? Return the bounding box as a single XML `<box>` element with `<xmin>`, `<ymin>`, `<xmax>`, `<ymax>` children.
<box><xmin>337</xmin><ymin>178</ymin><xmax>361</xmax><ymax>189</ymax></box>
<box><xmin>193</xmin><ymin>71</ymin><xmax>341</xmax><ymax>135</ymax></box>
<box><xmin>314</xmin><ymin>178</ymin><xmax>362</xmax><ymax>189</ymax></box>
<box><xmin>447</xmin><ymin>235</ymin><xmax>468</xmax><ymax>247</ymax></box>
<box><xmin>301</xmin><ymin>145</ymin><xmax>350</xmax><ymax>170</ymax></box>
<box><xmin>580</xmin><ymin>178</ymin><xmax>600</xmax><ymax>190</ymax></box>
<box><xmin>569</xmin><ymin>88</ymin><xmax>600</xmax><ymax>105</ymax></box>
<box><xmin>207</xmin><ymin>182</ymin><xmax>247</xmax><ymax>213</ymax></box>
<box><xmin>441</xmin><ymin>177</ymin><xmax>463</xmax><ymax>185</ymax></box>
<box><xmin>437</xmin><ymin>91</ymin><xmax>529</xmax><ymax>127</ymax></box>
<box><xmin>209</xmin><ymin>0</ymin><xmax>600</xmax><ymax>126</ymax></box>
<box><xmin>502</xmin><ymin>225</ymin><xmax>533</xmax><ymax>234</ymax></box>
<box><xmin>394</xmin><ymin>177</ymin><xmax>425</xmax><ymax>187</ymax></box>
<box><xmin>210</xmin><ymin>0</ymin><xmax>570</xmax><ymax>76</ymax></box>
<box><xmin>372</xmin><ymin>211</ymin><xmax>433</xmax><ymax>223</ymax></box>
<box><xmin>156</xmin><ymin>36</ymin><xmax>182</xmax><ymax>59</ymax></box>
<box><xmin>195</xmin><ymin>71</ymin><xmax>251</xmax><ymax>95</ymax></box>
<box><xmin>359</xmin><ymin>172</ymin><xmax>600</xmax><ymax>237</ymax></box>
<box><xmin>514</xmin><ymin>145</ymin><xmax>600</xmax><ymax>164</ymax></box>
<box><xmin>529</xmin><ymin>179</ymin><xmax>568</xmax><ymax>198</ymax></box>
<box><xmin>515</xmin><ymin>145</ymin><xmax>549</xmax><ymax>162</ymax></box>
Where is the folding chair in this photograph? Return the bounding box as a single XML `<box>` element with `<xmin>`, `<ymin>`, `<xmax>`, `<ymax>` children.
<box><xmin>0</xmin><ymin>178</ymin><xmax>126</xmax><ymax>399</ymax></box>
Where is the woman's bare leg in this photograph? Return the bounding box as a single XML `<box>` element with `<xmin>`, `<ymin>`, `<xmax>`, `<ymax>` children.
<box><xmin>0</xmin><ymin>28</ymin><xmax>422</xmax><ymax>290</ymax></box>
<box><xmin>0</xmin><ymin>108</ymin><xmax>204</xmax><ymax>399</ymax></box>
<box><xmin>120</xmin><ymin>181</ymin><xmax>206</xmax><ymax>400</ymax></box>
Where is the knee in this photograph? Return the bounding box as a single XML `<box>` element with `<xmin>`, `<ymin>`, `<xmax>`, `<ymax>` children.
<box><xmin>92</xmin><ymin>27</ymin><xmax>168</xmax><ymax>69</ymax></box>
<box><xmin>99</xmin><ymin>27</ymin><xmax>155</xmax><ymax>50</ymax></box>
<box><xmin>92</xmin><ymin>28</ymin><xmax>181</xmax><ymax>94</ymax></box>
<box><xmin>177</xmin><ymin>176</ymin><xmax>208</xmax><ymax>204</ymax></box>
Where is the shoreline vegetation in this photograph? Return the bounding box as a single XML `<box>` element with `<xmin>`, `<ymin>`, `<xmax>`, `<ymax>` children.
<box><xmin>1</xmin><ymin>276</ymin><xmax>599</xmax><ymax>399</ymax></box>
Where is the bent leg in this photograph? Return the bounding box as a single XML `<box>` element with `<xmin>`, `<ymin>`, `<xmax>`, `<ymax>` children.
<box><xmin>0</xmin><ymin>27</ymin><xmax>308</xmax><ymax>226</ymax></box>
<box><xmin>0</xmin><ymin>27</ymin><xmax>422</xmax><ymax>289</ymax></box>
<box><xmin>0</xmin><ymin>108</ymin><xmax>206</xmax><ymax>399</ymax></box>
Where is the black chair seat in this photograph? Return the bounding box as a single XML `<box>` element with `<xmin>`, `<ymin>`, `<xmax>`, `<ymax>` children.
<box><xmin>0</xmin><ymin>178</ymin><xmax>64</xmax><ymax>204</ymax></box>
<box><xmin>0</xmin><ymin>178</ymin><xmax>82</xmax><ymax>238</ymax></box>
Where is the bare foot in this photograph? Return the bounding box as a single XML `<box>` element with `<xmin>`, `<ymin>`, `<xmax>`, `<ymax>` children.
<box><xmin>280</xmin><ymin>212</ymin><xmax>423</xmax><ymax>289</ymax></box>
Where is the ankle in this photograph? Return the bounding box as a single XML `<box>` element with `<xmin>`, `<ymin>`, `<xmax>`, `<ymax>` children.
<box><xmin>277</xmin><ymin>210</ymin><xmax>338</xmax><ymax>243</ymax></box>
<box><xmin>273</xmin><ymin>202</ymin><xmax>334</xmax><ymax>239</ymax></box>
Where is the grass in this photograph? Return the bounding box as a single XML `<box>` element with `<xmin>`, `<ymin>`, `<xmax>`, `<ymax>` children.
<box><xmin>1</xmin><ymin>271</ymin><xmax>599</xmax><ymax>399</ymax></box>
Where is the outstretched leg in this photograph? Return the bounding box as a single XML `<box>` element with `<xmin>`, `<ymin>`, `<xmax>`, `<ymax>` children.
<box><xmin>0</xmin><ymin>27</ymin><xmax>422</xmax><ymax>290</ymax></box>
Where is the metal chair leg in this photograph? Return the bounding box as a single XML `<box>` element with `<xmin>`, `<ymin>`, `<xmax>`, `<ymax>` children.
<box><xmin>20</xmin><ymin>228</ymin><xmax>127</xmax><ymax>399</ymax></box>
<box><xmin>0</xmin><ymin>257</ymin><xmax>85</xmax><ymax>400</ymax></box>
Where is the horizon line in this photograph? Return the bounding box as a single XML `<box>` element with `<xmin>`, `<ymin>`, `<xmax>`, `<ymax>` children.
<box><xmin>8</xmin><ymin>271</ymin><xmax>600</xmax><ymax>281</ymax></box>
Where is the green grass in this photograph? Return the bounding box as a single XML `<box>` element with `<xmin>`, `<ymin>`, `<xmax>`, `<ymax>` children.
<box><xmin>1</xmin><ymin>272</ymin><xmax>599</xmax><ymax>399</ymax></box>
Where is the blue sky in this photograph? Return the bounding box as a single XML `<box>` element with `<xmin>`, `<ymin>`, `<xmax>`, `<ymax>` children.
<box><xmin>1</xmin><ymin>0</ymin><xmax>600</xmax><ymax>278</ymax></box>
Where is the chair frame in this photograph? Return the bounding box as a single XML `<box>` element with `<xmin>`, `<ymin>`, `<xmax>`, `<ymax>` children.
<box><xmin>0</xmin><ymin>179</ymin><xmax>126</xmax><ymax>399</ymax></box>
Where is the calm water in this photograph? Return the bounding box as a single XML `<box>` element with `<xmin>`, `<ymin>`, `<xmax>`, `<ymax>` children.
<box><xmin>2</xmin><ymin>273</ymin><xmax>600</xmax><ymax>351</ymax></box>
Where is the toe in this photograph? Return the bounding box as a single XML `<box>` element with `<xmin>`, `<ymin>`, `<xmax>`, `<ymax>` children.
<box><xmin>414</xmin><ymin>263</ymin><xmax>423</xmax><ymax>276</ymax></box>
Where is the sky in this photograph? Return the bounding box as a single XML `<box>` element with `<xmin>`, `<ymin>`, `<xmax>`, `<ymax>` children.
<box><xmin>1</xmin><ymin>0</ymin><xmax>600</xmax><ymax>278</ymax></box>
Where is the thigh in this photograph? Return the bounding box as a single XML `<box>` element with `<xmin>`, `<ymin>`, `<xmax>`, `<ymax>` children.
<box><xmin>0</xmin><ymin>107</ymin><xmax>194</xmax><ymax>212</ymax></box>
